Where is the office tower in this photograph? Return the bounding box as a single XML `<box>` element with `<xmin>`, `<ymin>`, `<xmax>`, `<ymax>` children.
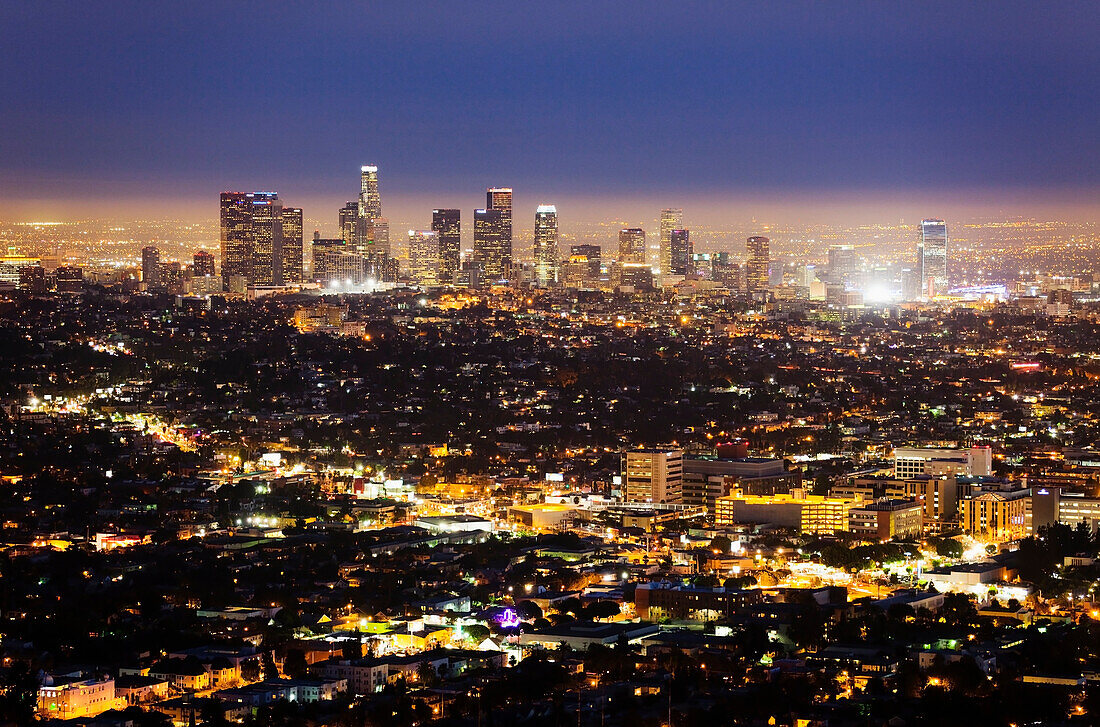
<box><xmin>339</xmin><ymin>202</ymin><xmax>359</xmax><ymax>246</ymax></box>
<box><xmin>827</xmin><ymin>244</ymin><xmax>857</xmax><ymax>284</ymax></box>
<box><xmin>919</xmin><ymin>218</ymin><xmax>949</xmax><ymax>298</ymax></box>
<box><xmin>281</xmin><ymin>207</ymin><xmax>303</xmax><ymax>284</ymax></box>
<box><xmin>193</xmin><ymin>251</ymin><xmax>216</xmax><ymax>277</ymax></box>
<box><xmin>618</xmin><ymin>228</ymin><xmax>646</xmax><ymax>264</ymax></box>
<box><xmin>623</xmin><ymin>448</ymin><xmax>683</xmax><ymax>504</ymax></box>
<box><xmin>473</xmin><ymin>208</ymin><xmax>508</xmax><ymax>279</ymax></box>
<box><xmin>141</xmin><ymin>246</ymin><xmax>161</xmax><ymax>290</ymax></box>
<box><xmin>564</xmin><ymin>244</ymin><xmax>601</xmax><ymax>287</ymax></box>
<box><xmin>366</xmin><ymin>217</ymin><xmax>390</xmax><ymax>256</ymax></box>
<box><xmin>533</xmin><ymin>204</ymin><xmax>559</xmax><ymax>286</ymax></box>
<box><xmin>669</xmin><ymin>229</ymin><xmax>691</xmax><ymax>275</ymax></box>
<box><xmin>746</xmin><ymin>235</ymin><xmax>770</xmax><ymax>299</ymax></box>
<box><xmin>311</xmin><ymin>238</ymin><xmax>345</xmax><ymax>284</ymax></box>
<box><xmin>432</xmin><ymin>209</ymin><xmax>461</xmax><ymax>282</ymax></box>
<box><xmin>900</xmin><ymin>267</ymin><xmax>921</xmax><ymax>302</ymax></box>
<box><xmin>408</xmin><ymin>230</ymin><xmax>439</xmax><ymax>285</ymax></box>
<box><xmin>358</xmin><ymin>165</ymin><xmax>381</xmax><ymax>220</ymax></box>
<box><xmin>659</xmin><ymin>208</ymin><xmax>683</xmax><ymax>274</ymax></box>
<box><xmin>220</xmin><ymin>192</ymin><xmax>253</xmax><ymax>289</ymax></box>
<box><xmin>19</xmin><ymin>265</ymin><xmax>47</xmax><ymax>294</ymax></box>
<box><xmin>248</xmin><ymin>192</ymin><xmax>283</xmax><ymax>286</ymax></box>
<box><xmin>55</xmin><ymin>265</ymin><xmax>84</xmax><ymax>293</ymax></box>
<box><xmin>486</xmin><ymin>187</ymin><xmax>513</xmax><ymax>251</ymax></box>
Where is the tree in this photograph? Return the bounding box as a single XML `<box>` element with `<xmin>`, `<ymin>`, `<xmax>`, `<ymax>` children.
<box><xmin>935</xmin><ymin>539</ymin><xmax>964</xmax><ymax>559</ymax></box>
<box><xmin>709</xmin><ymin>535</ymin><xmax>733</xmax><ymax>554</ymax></box>
<box><xmin>516</xmin><ymin>600</ymin><xmax>543</xmax><ymax>621</ymax></box>
<box><xmin>283</xmin><ymin>649</ymin><xmax>308</xmax><ymax>679</ymax></box>
<box><xmin>585</xmin><ymin>600</ymin><xmax>621</xmax><ymax>621</ymax></box>
<box><xmin>342</xmin><ymin>634</ymin><xmax>363</xmax><ymax>660</ymax></box>
<box><xmin>417</xmin><ymin>660</ymin><xmax>439</xmax><ymax>687</ymax></box>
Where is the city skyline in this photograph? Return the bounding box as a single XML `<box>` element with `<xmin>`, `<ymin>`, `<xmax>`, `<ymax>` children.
<box><xmin>1</xmin><ymin>3</ymin><xmax>1098</xmax><ymax>223</ymax></box>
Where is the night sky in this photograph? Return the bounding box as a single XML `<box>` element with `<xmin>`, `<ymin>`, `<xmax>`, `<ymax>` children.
<box><xmin>2</xmin><ymin>1</ymin><xmax>1097</xmax><ymax>222</ymax></box>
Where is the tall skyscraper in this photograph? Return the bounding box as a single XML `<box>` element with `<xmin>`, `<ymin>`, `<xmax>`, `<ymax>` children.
<box><xmin>487</xmin><ymin>187</ymin><xmax>512</xmax><ymax>265</ymax></box>
<box><xmin>248</xmin><ymin>192</ymin><xmax>283</xmax><ymax>286</ymax></box>
<box><xmin>919</xmin><ymin>219</ymin><xmax>949</xmax><ymax>298</ymax></box>
<box><xmin>432</xmin><ymin>209</ymin><xmax>461</xmax><ymax>283</ymax></box>
<box><xmin>618</xmin><ymin>228</ymin><xmax>646</xmax><ymax>264</ymax></box>
<box><xmin>659</xmin><ymin>208</ymin><xmax>683</xmax><ymax>274</ymax></box>
<box><xmin>339</xmin><ymin>202</ymin><xmax>359</xmax><ymax>246</ymax></box>
<box><xmin>192</xmin><ymin>250</ymin><xmax>216</xmax><ymax>277</ymax></box>
<box><xmin>141</xmin><ymin>246</ymin><xmax>161</xmax><ymax>290</ymax></box>
<box><xmin>565</xmin><ymin>244</ymin><xmax>601</xmax><ymax>287</ymax></box>
<box><xmin>827</xmin><ymin>245</ymin><xmax>857</xmax><ymax>284</ymax></box>
<box><xmin>669</xmin><ymin>229</ymin><xmax>692</xmax><ymax>275</ymax></box>
<box><xmin>281</xmin><ymin>207</ymin><xmax>303</xmax><ymax>284</ymax></box>
<box><xmin>533</xmin><ymin>204</ymin><xmax>559</xmax><ymax>286</ymax></box>
<box><xmin>746</xmin><ymin>235</ymin><xmax>770</xmax><ymax>299</ymax></box>
<box><xmin>220</xmin><ymin>192</ymin><xmax>253</xmax><ymax>289</ymax></box>
<box><xmin>408</xmin><ymin>230</ymin><xmax>439</xmax><ymax>285</ymax></box>
<box><xmin>358</xmin><ymin>165</ymin><xmax>381</xmax><ymax>220</ymax></box>
<box><xmin>473</xmin><ymin>208</ymin><xmax>508</xmax><ymax>279</ymax></box>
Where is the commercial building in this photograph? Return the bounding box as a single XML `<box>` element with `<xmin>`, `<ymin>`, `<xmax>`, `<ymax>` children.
<box><xmin>473</xmin><ymin>208</ymin><xmax>509</xmax><ymax>279</ymax></box>
<box><xmin>635</xmin><ymin>582</ymin><xmax>762</xmax><ymax>621</ymax></box>
<box><xmin>141</xmin><ymin>245</ymin><xmax>161</xmax><ymax>290</ymax></box>
<box><xmin>681</xmin><ymin>456</ymin><xmax>798</xmax><ymax>509</ymax></box>
<box><xmin>193</xmin><ymin>250</ymin><xmax>216</xmax><ymax>277</ymax></box>
<box><xmin>432</xmin><ymin>209</ymin><xmax>461</xmax><ymax>282</ymax></box>
<box><xmin>659</xmin><ymin>208</ymin><xmax>683</xmax><ymax>274</ymax></box>
<box><xmin>746</xmin><ymin>236</ymin><xmax>770</xmax><ymax>300</ymax></box>
<box><xmin>668</xmin><ymin>229</ymin><xmax>692</xmax><ymax>276</ymax></box>
<box><xmin>623</xmin><ymin>448</ymin><xmax>683</xmax><ymax>504</ymax></box>
<box><xmin>714</xmin><ymin>491</ymin><xmax>859</xmax><ymax>535</ymax></box>
<box><xmin>564</xmin><ymin>244</ymin><xmax>601</xmax><ymax>288</ymax></box>
<box><xmin>893</xmin><ymin>446</ymin><xmax>992</xmax><ymax>479</ymax></box>
<box><xmin>408</xmin><ymin>230</ymin><xmax>439</xmax><ymax>284</ymax></box>
<box><xmin>848</xmin><ymin>499</ymin><xmax>924</xmax><ymax>541</ymax></box>
<box><xmin>358</xmin><ymin>165</ymin><xmax>381</xmax><ymax>220</ymax></box>
<box><xmin>959</xmin><ymin>487</ymin><xmax>1030</xmax><ymax>540</ymax></box>
<box><xmin>486</xmin><ymin>187</ymin><xmax>513</xmax><ymax>251</ymax></box>
<box><xmin>281</xmin><ymin>207</ymin><xmax>304</xmax><ymax>283</ymax></box>
<box><xmin>508</xmin><ymin>503</ymin><xmax>576</xmax><ymax>530</ymax></box>
<box><xmin>618</xmin><ymin>228</ymin><xmax>646</xmax><ymax>264</ymax></box>
<box><xmin>38</xmin><ymin>678</ymin><xmax>116</xmax><ymax>720</ymax></box>
<box><xmin>919</xmin><ymin>219</ymin><xmax>949</xmax><ymax>298</ymax></box>
<box><xmin>533</xmin><ymin>205</ymin><xmax>559</xmax><ymax>286</ymax></box>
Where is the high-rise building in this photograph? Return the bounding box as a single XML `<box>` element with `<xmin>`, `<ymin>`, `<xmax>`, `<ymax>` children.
<box><xmin>365</xmin><ymin>217</ymin><xmax>390</xmax><ymax>257</ymax></box>
<box><xmin>669</xmin><ymin>229</ymin><xmax>692</xmax><ymax>275</ymax></box>
<box><xmin>827</xmin><ymin>245</ymin><xmax>857</xmax><ymax>284</ymax></box>
<box><xmin>141</xmin><ymin>246</ymin><xmax>161</xmax><ymax>290</ymax></box>
<box><xmin>623</xmin><ymin>448</ymin><xmax>683</xmax><ymax>504</ymax></box>
<box><xmin>486</xmin><ymin>187</ymin><xmax>513</xmax><ymax>252</ymax></box>
<box><xmin>432</xmin><ymin>209</ymin><xmax>461</xmax><ymax>283</ymax></box>
<box><xmin>220</xmin><ymin>192</ymin><xmax>253</xmax><ymax>289</ymax></box>
<box><xmin>564</xmin><ymin>244</ymin><xmax>601</xmax><ymax>287</ymax></box>
<box><xmin>473</xmin><ymin>208</ymin><xmax>508</xmax><ymax>279</ymax></box>
<box><xmin>19</xmin><ymin>265</ymin><xmax>47</xmax><ymax>294</ymax></box>
<box><xmin>311</xmin><ymin>238</ymin><xmax>345</xmax><ymax>285</ymax></box>
<box><xmin>55</xmin><ymin>265</ymin><xmax>84</xmax><ymax>293</ymax></box>
<box><xmin>659</xmin><ymin>208</ymin><xmax>683</xmax><ymax>274</ymax></box>
<box><xmin>746</xmin><ymin>235</ymin><xmax>770</xmax><ymax>299</ymax></box>
<box><xmin>358</xmin><ymin>165</ymin><xmax>381</xmax><ymax>220</ymax></box>
<box><xmin>618</xmin><ymin>228</ymin><xmax>646</xmax><ymax>264</ymax></box>
<box><xmin>193</xmin><ymin>251</ymin><xmax>216</xmax><ymax>277</ymax></box>
<box><xmin>339</xmin><ymin>202</ymin><xmax>359</xmax><ymax>246</ymax></box>
<box><xmin>248</xmin><ymin>192</ymin><xmax>283</xmax><ymax>286</ymax></box>
<box><xmin>919</xmin><ymin>219</ymin><xmax>949</xmax><ymax>298</ymax></box>
<box><xmin>281</xmin><ymin>207</ymin><xmax>303</xmax><ymax>284</ymax></box>
<box><xmin>533</xmin><ymin>205</ymin><xmax>558</xmax><ymax>286</ymax></box>
<box><xmin>408</xmin><ymin>230</ymin><xmax>439</xmax><ymax>285</ymax></box>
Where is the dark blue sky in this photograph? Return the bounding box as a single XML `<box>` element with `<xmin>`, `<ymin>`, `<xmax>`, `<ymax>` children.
<box><xmin>2</xmin><ymin>1</ymin><xmax>1098</xmax><ymax>222</ymax></box>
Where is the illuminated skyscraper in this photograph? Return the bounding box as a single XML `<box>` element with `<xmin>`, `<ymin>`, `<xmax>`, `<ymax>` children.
<box><xmin>659</xmin><ymin>208</ymin><xmax>683</xmax><ymax>274</ymax></box>
<box><xmin>358</xmin><ymin>165</ymin><xmax>381</xmax><ymax>220</ymax></box>
<box><xmin>248</xmin><ymin>192</ymin><xmax>283</xmax><ymax>286</ymax></box>
<box><xmin>432</xmin><ymin>209</ymin><xmax>461</xmax><ymax>282</ymax></box>
<box><xmin>919</xmin><ymin>219</ymin><xmax>949</xmax><ymax>298</ymax></box>
<box><xmin>339</xmin><ymin>202</ymin><xmax>359</xmax><ymax>245</ymax></box>
<box><xmin>281</xmin><ymin>207</ymin><xmax>303</xmax><ymax>284</ymax></box>
<box><xmin>141</xmin><ymin>245</ymin><xmax>161</xmax><ymax>290</ymax></box>
<box><xmin>486</xmin><ymin>187</ymin><xmax>512</xmax><ymax>252</ymax></box>
<box><xmin>746</xmin><ymin>235</ymin><xmax>770</xmax><ymax>299</ymax></box>
<box><xmin>533</xmin><ymin>204</ymin><xmax>559</xmax><ymax>286</ymax></box>
<box><xmin>618</xmin><ymin>228</ymin><xmax>646</xmax><ymax>264</ymax></box>
<box><xmin>669</xmin><ymin>229</ymin><xmax>692</xmax><ymax>275</ymax></box>
<box><xmin>827</xmin><ymin>245</ymin><xmax>857</xmax><ymax>284</ymax></box>
<box><xmin>220</xmin><ymin>192</ymin><xmax>253</xmax><ymax>289</ymax></box>
<box><xmin>473</xmin><ymin>208</ymin><xmax>508</xmax><ymax>279</ymax></box>
<box><xmin>192</xmin><ymin>250</ymin><xmax>216</xmax><ymax>277</ymax></box>
<box><xmin>408</xmin><ymin>230</ymin><xmax>439</xmax><ymax>285</ymax></box>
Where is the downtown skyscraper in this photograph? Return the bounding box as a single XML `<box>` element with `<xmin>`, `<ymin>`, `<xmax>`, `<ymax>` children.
<box><xmin>659</xmin><ymin>208</ymin><xmax>683</xmax><ymax>275</ymax></box>
<box><xmin>746</xmin><ymin>235</ymin><xmax>770</xmax><ymax>300</ymax></box>
<box><xmin>473</xmin><ymin>208</ymin><xmax>508</xmax><ymax>279</ymax></box>
<box><xmin>358</xmin><ymin>165</ymin><xmax>381</xmax><ymax>220</ymax></box>
<box><xmin>408</xmin><ymin>230</ymin><xmax>439</xmax><ymax>285</ymax></box>
<box><xmin>219</xmin><ymin>191</ymin><xmax>295</xmax><ymax>290</ymax></box>
<box><xmin>919</xmin><ymin>219</ymin><xmax>949</xmax><ymax>298</ymax></box>
<box><xmin>669</xmin><ymin>229</ymin><xmax>692</xmax><ymax>276</ymax></box>
<box><xmin>432</xmin><ymin>209</ymin><xmax>461</xmax><ymax>283</ymax></box>
<box><xmin>533</xmin><ymin>205</ymin><xmax>559</xmax><ymax>286</ymax></box>
<box><xmin>618</xmin><ymin>228</ymin><xmax>646</xmax><ymax>264</ymax></box>
<box><xmin>486</xmin><ymin>187</ymin><xmax>513</xmax><ymax>253</ymax></box>
<box><xmin>281</xmin><ymin>206</ymin><xmax>303</xmax><ymax>284</ymax></box>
